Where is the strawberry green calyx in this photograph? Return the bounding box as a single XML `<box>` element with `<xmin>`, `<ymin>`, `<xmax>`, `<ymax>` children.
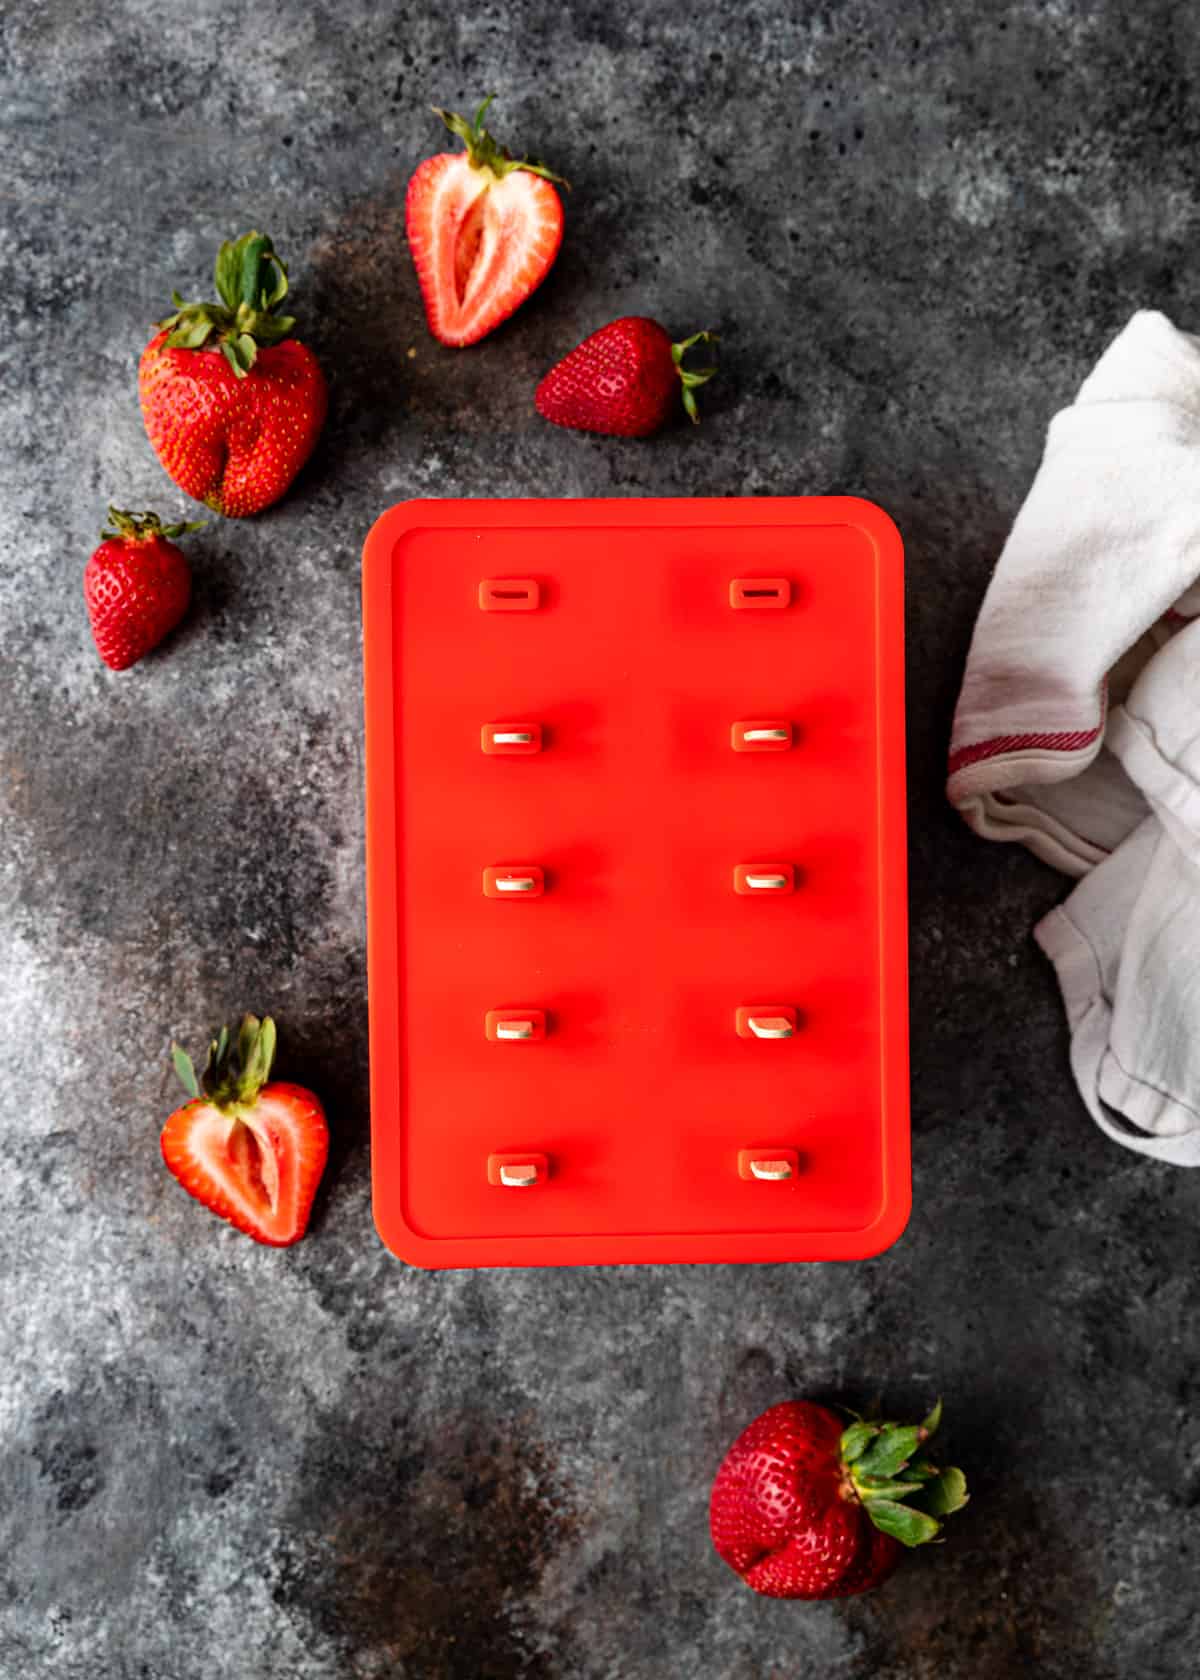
<box><xmin>101</xmin><ymin>507</ymin><xmax>206</xmax><ymax>542</ymax></box>
<box><xmin>432</xmin><ymin>95</ymin><xmax>570</xmax><ymax>188</ymax></box>
<box><xmin>838</xmin><ymin>1399</ymin><xmax>969</xmax><ymax>1548</ymax></box>
<box><xmin>157</xmin><ymin>231</ymin><xmax>298</xmax><ymax>380</ymax></box>
<box><xmin>672</xmin><ymin>331</ymin><xmax>719</xmax><ymax>424</ymax></box>
<box><xmin>172</xmin><ymin>1014</ymin><xmax>278</xmax><ymax>1109</ymax></box>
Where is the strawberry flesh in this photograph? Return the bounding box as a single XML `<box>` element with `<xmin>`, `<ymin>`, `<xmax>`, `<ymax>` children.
<box><xmin>406</xmin><ymin>100</ymin><xmax>565</xmax><ymax>348</ymax></box>
<box><xmin>162</xmin><ymin>1018</ymin><xmax>327</xmax><ymax>1247</ymax></box>
<box><xmin>161</xmin><ymin>1082</ymin><xmax>328</xmax><ymax>1248</ymax></box>
<box><xmin>407</xmin><ymin>154</ymin><xmax>563</xmax><ymax>347</ymax></box>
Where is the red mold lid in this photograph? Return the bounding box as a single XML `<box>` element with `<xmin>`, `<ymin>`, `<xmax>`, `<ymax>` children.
<box><xmin>362</xmin><ymin>497</ymin><xmax>908</xmax><ymax>1268</ymax></box>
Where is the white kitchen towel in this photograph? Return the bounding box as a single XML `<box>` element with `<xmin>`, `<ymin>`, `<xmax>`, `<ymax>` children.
<box><xmin>948</xmin><ymin>311</ymin><xmax>1200</xmax><ymax>1164</ymax></box>
<box><xmin>948</xmin><ymin>309</ymin><xmax>1200</xmax><ymax>876</ymax></box>
<box><xmin>1034</xmin><ymin>620</ymin><xmax>1200</xmax><ymax>1162</ymax></box>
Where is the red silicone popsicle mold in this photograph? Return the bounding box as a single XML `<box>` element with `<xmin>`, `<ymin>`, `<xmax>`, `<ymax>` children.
<box><xmin>362</xmin><ymin>497</ymin><xmax>908</xmax><ymax>1268</ymax></box>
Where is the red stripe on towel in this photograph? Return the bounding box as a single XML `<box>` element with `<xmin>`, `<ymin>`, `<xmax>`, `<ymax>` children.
<box><xmin>947</xmin><ymin>724</ymin><xmax>1102</xmax><ymax>778</ymax></box>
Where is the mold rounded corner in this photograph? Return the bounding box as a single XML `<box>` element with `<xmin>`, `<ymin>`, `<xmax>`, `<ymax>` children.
<box><xmin>371</xmin><ymin>1195</ymin><xmax>440</xmax><ymax>1270</ymax></box>
<box><xmin>834</xmin><ymin>495</ymin><xmax>904</xmax><ymax>566</ymax></box>
<box><xmin>362</xmin><ymin>500</ymin><xmax>436</xmax><ymax>580</ymax></box>
<box><xmin>854</xmin><ymin>1182</ymin><xmax>913</xmax><ymax>1260</ymax></box>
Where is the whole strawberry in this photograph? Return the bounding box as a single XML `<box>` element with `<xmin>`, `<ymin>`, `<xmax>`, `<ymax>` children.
<box><xmin>139</xmin><ymin>231</ymin><xmax>327</xmax><ymax>517</ymax></box>
<box><xmin>407</xmin><ymin>96</ymin><xmax>567</xmax><ymax>347</ymax></box>
<box><xmin>83</xmin><ymin>507</ymin><xmax>201</xmax><ymax>670</ymax></box>
<box><xmin>163</xmin><ymin>1015</ymin><xmax>329</xmax><ymax>1248</ymax></box>
<box><xmin>710</xmin><ymin>1399</ymin><xmax>967</xmax><ymax>1600</ymax></box>
<box><xmin>535</xmin><ymin>317</ymin><xmax>718</xmax><ymax>437</ymax></box>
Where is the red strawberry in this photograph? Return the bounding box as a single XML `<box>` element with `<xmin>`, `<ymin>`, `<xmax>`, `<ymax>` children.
<box><xmin>535</xmin><ymin>317</ymin><xmax>718</xmax><ymax>437</ymax></box>
<box><xmin>406</xmin><ymin>96</ymin><xmax>567</xmax><ymax>347</ymax></box>
<box><xmin>710</xmin><ymin>1399</ymin><xmax>968</xmax><ymax>1600</ymax></box>
<box><xmin>162</xmin><ymin>1015</ymin><xmax>329</xmax><ymax>1248</ymax></box>
<box><xmin>139</xmin><ymin>231</ymin><xmax>327</xmax><ymax>517</ymax></box>
<box><xmin>83</xmin><ymin>507</ymin><xmax>200</xmax><ymax>670</ymax></box>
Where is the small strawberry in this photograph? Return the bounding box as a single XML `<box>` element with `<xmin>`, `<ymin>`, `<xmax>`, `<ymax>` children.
<box><xmin>535</xmin><ymin>317</ymin><xmax>718</xmax><ymax>437</ymax></box>
<box><xmin>162</xmin><ymin>1015</ymin><xmax>329</xmax><ymax>1248</ymax></box>
<box><xmin>83</xmin><ymin>507</ymin><xmax>201</xmax><ymax>671</ymax></box>
<box><xmin>710</xmin><ymin>1399</ymin><xmax>968</xmax><ymax>1600</ymax></box>
<box><xmin>139</xmin><ymin>231</ymin><xmax>328</xmax><ymax>517</ymax></box>
<box><xmin>406</xmin><ymin>96</ymin><xmax>567</xmax><ymax>347</ymax></box>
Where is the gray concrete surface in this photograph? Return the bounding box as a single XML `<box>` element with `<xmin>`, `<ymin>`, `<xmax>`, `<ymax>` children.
<box><xmin>4</xmin><ymin>1</ymin><xmax>1200</xmax><ymax>1675</ymax></box>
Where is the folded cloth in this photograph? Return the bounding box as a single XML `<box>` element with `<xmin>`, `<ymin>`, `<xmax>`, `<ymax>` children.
<box><xmin>948</xmin><ymin>310</ymin><xmax>1200</xmax><ymax>1164</ymax></box>
<box><xmin>1035</xmin><ymin>621</ymin><xmax>1200</xmax><ymax>1162</ymax></box>
<box><xmin>948</xmin><ymin>309</ymin><xmax>1200</xmax><ymax>875</ymax></box>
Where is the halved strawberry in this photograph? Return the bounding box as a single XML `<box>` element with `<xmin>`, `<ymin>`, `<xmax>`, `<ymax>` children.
<box><xmin>162</xmin><ymin>1016</ymin><xmax>328</xmax><ymax>1247</ymax></box>
<box><xmin>406</xmin><ymin>96</ymin><xmax>567</xmax><ymax>347</ymax></box>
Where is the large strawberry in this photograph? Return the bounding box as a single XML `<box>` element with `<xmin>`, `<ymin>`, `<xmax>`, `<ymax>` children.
<box><xmin>535</xmin><ymin>317</ymin><xmax>718</xmax><ymax>436</ymax></box>
<box><xmin>406</xmin><ymin>96</ymin><xmax>567</xmax><ymax>347</ymax></box>
<box><xmin>710</xmin><ymin>1399</ymin><xmax>967</xmax><ymax>1599</ymax></box>
<box><xmin>139</xmin><ymin>231</ymin><xmax>327</xmax><ymax>517</ymax></box>
<box><xmin>84</xmin><ymin>507</ymin><xmax>201</xmax><ymax>670</ymax></box>
<box><xmin>162</xmin><ymin>1015</ymin><xmax>329</xmax><ymax>1247</ymax></box>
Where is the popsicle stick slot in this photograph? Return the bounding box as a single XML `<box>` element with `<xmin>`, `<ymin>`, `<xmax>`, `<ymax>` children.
<box><xmin>735</xmin><ymin>1006</ymin><xmax>798</xmax><ymax>1040</ymax></box>
<box><xmin>485</xmin><ymin>1009</ymin><xmax>548</xmax><ymax>1042</ymax></box>
<box><xmin>479</xmin><ymin>579</ymin><xmax>540</xmax><ymax>612</ymax></box>
<box><xmin>730</xmin><ymin>578</ymin><xmax>791</xmax><ymax>610</ymax></box>
<box><xmin>752</xmin><ymin>1159</ymin><xmax>793</xmax><ymax>1181</ymax></box>
<box><xmin>483</xmin><ymin>865</ymin><xmax>546</xmax><ymax>898</ymax></box>
<box><xmin>733</xmin><ymin>864</ymin><xmax>795</xmax><ymax>895</ymax></box>
<box><xmin>738</xmin><ymin>1148</ymin><xmax>800</xmax><ymax>1182</ymax></box>
<box><xmin>481</xmin><ymin>722</ymin><xmax>543</xmax><ymax>755</ymax></box>
<box><xmin>488</xmin><ymin>1152</ymin><xmax>549</xmax><ymax>1188</ymax></box>
<box><xmin>731</xmin><ymin>720</ymin><xmax>793</xmax><ymax>753</ymax></box>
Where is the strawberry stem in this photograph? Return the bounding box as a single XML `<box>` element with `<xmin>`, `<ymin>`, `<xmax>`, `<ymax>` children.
<box><xmin>156</xmin><ymin>232</ymin><xmax>298</xmax><ymax>379</ymax></box>
<box><xmin>672</xmin><ymin>331</ymin><xmax>720</xmax><ymax>423</ymax></box>
<box><xmin>101</xmin><ymin>507</ymin><xmax>206</xmax><ymax>543</ymax></box>
<box><xmin>171</xmin><ymin>1014</ymin><xmax>278</xmax><ymax>1109</ymax></box>
<box><xmin>838</xmin><ymin>1399</ymin><xmax>969</xmax><ymax>1548</ymax></box>
<box><xmin>171</xmin><ymin>1043</ymin><xmax>201</xmax><ymax>1100</ymax></box>
<box><xmin>431</xmin><ymin>96</ymin><xmax>569</xmax><ymax>188</ymax></box>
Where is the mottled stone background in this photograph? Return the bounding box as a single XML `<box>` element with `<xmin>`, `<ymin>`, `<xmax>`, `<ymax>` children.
<box><xmin>4</xmin><ymin>1</ymin><xmax>1200</xmax><ymax>1675</ymax></box>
